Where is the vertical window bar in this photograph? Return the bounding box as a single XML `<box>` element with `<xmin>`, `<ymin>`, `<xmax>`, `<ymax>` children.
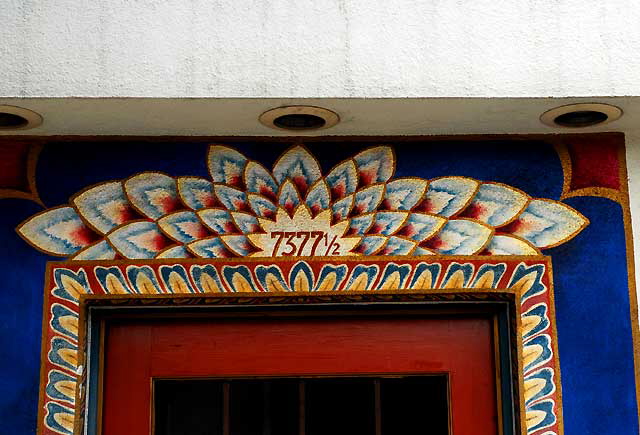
<box><xmin>299</xmin><ymin>381</ymin><xmax>306</xmax><ymax>435</ymax></box>
<box><xmin>263</xmin><ymin>381</ymin><xmax>272</xmax><ymax>435</ymax></box>
<box><xmin>223</xmin><ymin>382</ymin><xmax>230</xmax><ymax>435</ymax></box>
<box><xmin>374</xmin><ymin>379</ymin><xmax>382</xmax><ymax>435</ymax></box>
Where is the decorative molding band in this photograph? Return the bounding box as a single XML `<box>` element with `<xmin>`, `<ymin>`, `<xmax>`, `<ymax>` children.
<box><xmin>38</xmin><ymin>256</ymin><xmax>560</xmax><ymax>435</ymax></box>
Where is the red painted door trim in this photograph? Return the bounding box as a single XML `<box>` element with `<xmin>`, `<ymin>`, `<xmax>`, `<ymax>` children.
<box><xmin>102</xmin><ymin>315</ymin><xmax>497</xmax><ymax>434</ymax></box>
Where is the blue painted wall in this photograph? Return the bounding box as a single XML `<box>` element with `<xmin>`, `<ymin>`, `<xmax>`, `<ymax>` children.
<box><xmin>0</xmin><ymin>138</ymin><xmax>636</xmax><ymax>434</ymax></box>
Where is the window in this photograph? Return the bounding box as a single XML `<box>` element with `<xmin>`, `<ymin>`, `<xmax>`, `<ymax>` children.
<box><xmin>154</xmin><ymin>376</ymin><xmax>449</xmax><ymax>435</ymax></box>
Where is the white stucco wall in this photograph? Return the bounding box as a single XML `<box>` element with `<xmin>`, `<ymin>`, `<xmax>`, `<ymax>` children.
<box><xmin>2</xmin><ymin>0</ymin><xmax>640</xmax><ymax>98</ymax></box>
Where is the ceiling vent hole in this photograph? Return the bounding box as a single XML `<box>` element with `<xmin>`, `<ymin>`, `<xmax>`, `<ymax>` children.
<box><xmin>540</xmin><ymin>103</ymin><xmax>622</xmax><ymax>128</ymax></box>
<box><xmin>260</xmin><ymin>106</ymin><xmax>339</xmax><ymax>132</ymax></box>
<box><xmin>0</xmin><ymin>113</ymin><xmax>29</xmax><ymax>129</ymax></box>
<box><xmin>273</xmin><ymin>114</ymin><xmax>326</xmax><ymax>130</ymax></box>
<box><xmin>553</xmin><ymin>110</ymin><xmax>608</xmax><ymax>128</ymax></box>
<box><xmin>0</xmin><ymin>105</ymin><xmax>43</xmax><ymax>131</ymax></box>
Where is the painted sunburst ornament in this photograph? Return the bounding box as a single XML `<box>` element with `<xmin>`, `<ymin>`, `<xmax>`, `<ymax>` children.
<box><xmin>17</xmin><ymin>145</ymin><xmax>588</xmax><ymax>260</ymax></box>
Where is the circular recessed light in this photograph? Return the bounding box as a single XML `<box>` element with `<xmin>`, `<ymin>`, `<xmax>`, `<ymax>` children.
<box><xmin>0</xmin><ymin>105</ymin><xmax>43</xmax><ymax>131</ymax></box>
<box><xmin>259</xmin><ymin>106</ymin><xmax>339</xmax><ymax>131</ymax></box>
<box><xmin>540</xmin><ymin>103</ymin><xmax>622</xmax><ymax>128</ymax></box>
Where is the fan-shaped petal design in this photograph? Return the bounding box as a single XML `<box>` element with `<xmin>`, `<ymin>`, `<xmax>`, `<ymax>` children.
<box><xmin>222</xmin><ymin>265</ymin><xmax>259</xmax><ymax>292</ymax></box>
<box><xmin>107</xmin><ymin>221</ymin><xmax>171</xmax><ymax>259</ymax></box>
<box><xmin>72</xmin><ymin>181</ymin><xmax>137</xmax><ymax>233</ymax></box>
<box><xmin>190</xmin><ymin>265</ymin><xmax>225</xmax><ymax>293</ymax></box>
<box><xmin>244</xmin><ymin>161</ymin><xmax>278</xmax><ymax>201</ymax></box>
<box><xmin>18</xmin><ymin>206</ymin><xmax>98</xmax><ymax>256</ymax></box>
<box><xmin>344</xmin><ymin>264</ymin><xmax>380</xmax><ymax>290</ymax></box>
<box><xmin>187</xmin><ymin>237</ymin><xmax>235</xmax><ymax>258</ymax></box>
<box><xmin>51</xmin><ymin>268</ymin><xmax>90</xmax><ymax>304</ymax></box>
<box><xmin>159</xmin><ymin>265</ymin><xmax>195</xmax><ymax>293</ymax></box>
<box><xmin>289</xmin><ymin>261</ymin><xmax>314</xmax><ymax>292</ymax></box>
<box><xmin>50</xmin><ymin>303</ymin><xmax>79</xmax><ymax>341</ymax></box>
<box><xmin>208</xmin><ymin>145</ymin><xmax>248</xmax><ymax>187</ymax></box>
<box><xmin>377</xmin><ymin>263</ymin><xmax>412</xmax><ymax>290</ymax></box>
<box><xmin>197</xmin><ymin>208</ymin><xmax>239</xmax><ymax>235</ymax></box>
<box><xmin>221</xmin><ymin>235</ymin><xmax>258</xmax><ymax>256</ymax></box>
<box><xmin>353</xmin><ymin>146</ymin><xmax>395</xmax><ymax>186</ymax></box>
<box><xmin>524</xmin><ymin>367</ymin><xmax>555</xmax><ymax>406</ymax></box>
<box><xmin>177</xmin><ymin>177</ymin><xmax>219</xmax><ymax>210</ymax></box>
<box><xmin>409</xmin><ymin>263</ymin><xmax>441</xmax><ymax>288</ymax></box>
<box><xmin>348</xmin><ymin>214</ymin><xmax>375</xmax><ymax>235</ymax></box>
<box><xmin>325</xmin><ymin>159</ymin><xmax>358</xmax><ymax>200</ymax></box>
<box><xmin>48</xmin><ymin>336</ymin><xmax>78</xmax><ymax>372</ymax></box>
<box><xmin>525</xmin><ymin>400</ymin><xmax>556</xmax><ymax>433</ymax></box>
<box><xmin>502</xmin><ymin>200</ymin><xmax>589</xmax><ymax>248</ymax></box>
<box><xmin>305</xmin><ymin>180</ymin><xmax>331</xmax><ymax>217</ymax></box>
<box><xmin>17</xmin><ymin>143</ymin><xmax>590</xmax><ymax>262</ymax></box>
<box><xmin>273</xmin><ymin>146</ymin><xmax>321</xmax><ymax>194</ymax></box>
<box><xmin>156</xmin><ymin>245</ymin><xmax>192</xmax><ymax>259</ymax></box>
<box><xmin>158</xmin><ymin>211</ymin><xmax>209</xmax><ymax>243</ymax></box>
<box><xmin>381</xmin><ymin>178</ymin><xmax>428</xmax><ymax>211</ymax></box>
<box><xmin>71</xmin><ymin>240</ymin><xmax>116</xmax><ymax>260</ymax></box>
<box><xmin>124</xmin><ymin>173</ymin><xmax>181</xmax><ymax>219</ymax></box>
<box><xmin>353</xmin><ymin>235</ymin><xmax>387</xmax><ymax>255</ymax></box>
<box><xmin>459</xmin><ymin>183</ymin><xmax>529</xmax><ymax>226</ymax></box>
<box><xmin>471</xmin><ymin>264</ymin><xmax>506</xmax><ymax>289</ymax></box>
<box><xmin>126</xmin><ymin>265</ymin><xmax>163</xmax><ymax>293</ymax></box>
<box><xmin>278</xmin><ymin>179</ymin><xmax>302</xmax><ymax>216</ymax></box>
<box><xmin>522</xmin><ymin>304</ymin><xmax>550</xmax><ymax>340</ymax></box>
<box><xmin>247</xmin><ymin>194</ymin><xmax>277</xmax><ymax>220</ymax></box>
<box><xmin>423</xmin><ymin>219</ymin><xmax>493</xmax><ymax>255</ymax></box>
<box><xmin>353</xmin><ymin>184</ymin><xmax>385</xmax><ymax>215</ymax></box>
<box><xmin>368</xmin><ymin>211</ymin><xmax>409</xmax><ymax>236</ymax></box>
<box><xmin>315</xmin><ymin>264</ymin><xmax>348</xmax><ymax>291</ymax></box>
<box><xmin>484</xmin><ymin>235</ymin><xmax>540</xmax><ymax>255</ymax></box>
<box><xmin>255</xmin><ymin>265</ymin><xmax>289</xmax><ymax>292</ymax></box>
<box><xmin>396</xmin><ymin>213</ymin><xmax>446</xmax><ymax>242</ymax></box>
<box><xmin>46</xmin><ymin>369</ymin><xmax>76</xmax><ymax>404</ymax></box>
<box><xmin>332</xmin><ymin>195</ymin><xmax>354</xmax><ymax>222</ymax></box>
<box><xmin>379</xmin><ymin>236</ymin><xmax>417</xmax><ymax>255</ymax></box>
<box><xmin>231</xmin><ymin>211</ymin><xmax>262</xmax><ymax>234</ymax></box>
<box><xmin>213</xmin><ymin>185</ymin><xmax>248</xmax><ymax>212</ymax></box>
<box><xmin>442</xmin><ymin>263</ymin><xmax>475</xmax><ymax>288</ymax></box>
<box><xmin>523</xmin><ymin>334</ymin><xmax>553</xmax><ymax>373</ymax></box>
<box><xmin>415</xmin><ymin>177</ymin><xmax>479</xmax><ymax>217</ymax></box>
<box><xmin>45</xmin><ymin>399</ymin><xmax>75</xmax><ymax>435</ymax></box>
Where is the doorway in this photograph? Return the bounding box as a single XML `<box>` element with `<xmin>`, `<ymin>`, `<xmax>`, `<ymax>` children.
<box><xmin>92</xmin><ymin>301</ymin><xmax>514</xmax><ymax>435</ymax></box>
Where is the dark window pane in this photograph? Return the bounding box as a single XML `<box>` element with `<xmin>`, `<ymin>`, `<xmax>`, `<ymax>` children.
<box><xmin>228</xmin><ymin>379</ymin><xmax>299</xmax><ymax>435</ymax></box>
<box><xmin>154</xmin><ymin>380</ymin><xmax>223</xmax><ymax>435</ymax></box>
<box><xmin>380</xmin><ymin>376</ymin><xmax>449</xmax><ymax>435</ymax></box>
<box><xmin>306</xmin><ymin>378</ymin><xmax>375</xmax><ymax>435</ymax></box>
<box><xmin>265</xmin><ymin>380</ymin><xmax>299</xmax><ymax>435</ymax></box>
<box><xmin>229</xmin><ymin>381</ymin><xmax>263</xmax><ymax>435</ymax></box>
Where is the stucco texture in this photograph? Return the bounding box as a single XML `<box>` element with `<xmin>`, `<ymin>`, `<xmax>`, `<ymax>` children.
<box><xmin>2</xmin><ymin>0</ymin><xmax>640</xmax><ymax>98</ymax></box>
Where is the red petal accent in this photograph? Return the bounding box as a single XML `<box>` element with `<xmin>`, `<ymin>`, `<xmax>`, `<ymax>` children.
<box><xmin>70</xmin><ymin>225</ymin><xmax>100</xmax><ymax>246</ymax></box>
<box><xmin>396</xmin><ymin>224</ymin><xmax>416</xmax><ymax>238</ymax></box>
<box><xmin>331</xmin><ymin>183</ymin><xmax>347</xmax><ymax>201</ymax></box>
<box><xmin>421</xmin><ymin>236</ymin><xmax>443</xmax><ymax>250</ymax></box>
<box><xmin>292</xmin><ymin>176</ymin><xmax>308</xmax><ymax>194</ymax></box>
<box><xmin>358</xmin><ymin>169</ymin><xmax>376</xmax><ymax>187</ymax></box>
<box><xmin>160</xmin><ymin>196</ymin><xmax>182</xmax><ymax>214</ymax></box>
<box><xmin>259</xmin><ymin>186</ymin><xmax>277</xmax><ymax>202</ymax></box>
<box><xmin>458</xmin><ymin>202</ymin><xmax>485</xmax><ymax>220</ymax></box>
<box><xmin>413</xmin><ymin>198</ymin><xmax>434</xmax><ymax>213</ymax></box>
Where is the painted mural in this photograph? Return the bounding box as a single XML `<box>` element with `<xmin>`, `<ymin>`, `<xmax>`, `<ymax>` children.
<box><xmin>17</xmin><ymin>145</ymin><xmax>587</xmax><ymax>260</ymax></box>
<box><xmin>0</xmin><ymin>135</ymin><xmax>637</xmax><ymax>435</ymax></box>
